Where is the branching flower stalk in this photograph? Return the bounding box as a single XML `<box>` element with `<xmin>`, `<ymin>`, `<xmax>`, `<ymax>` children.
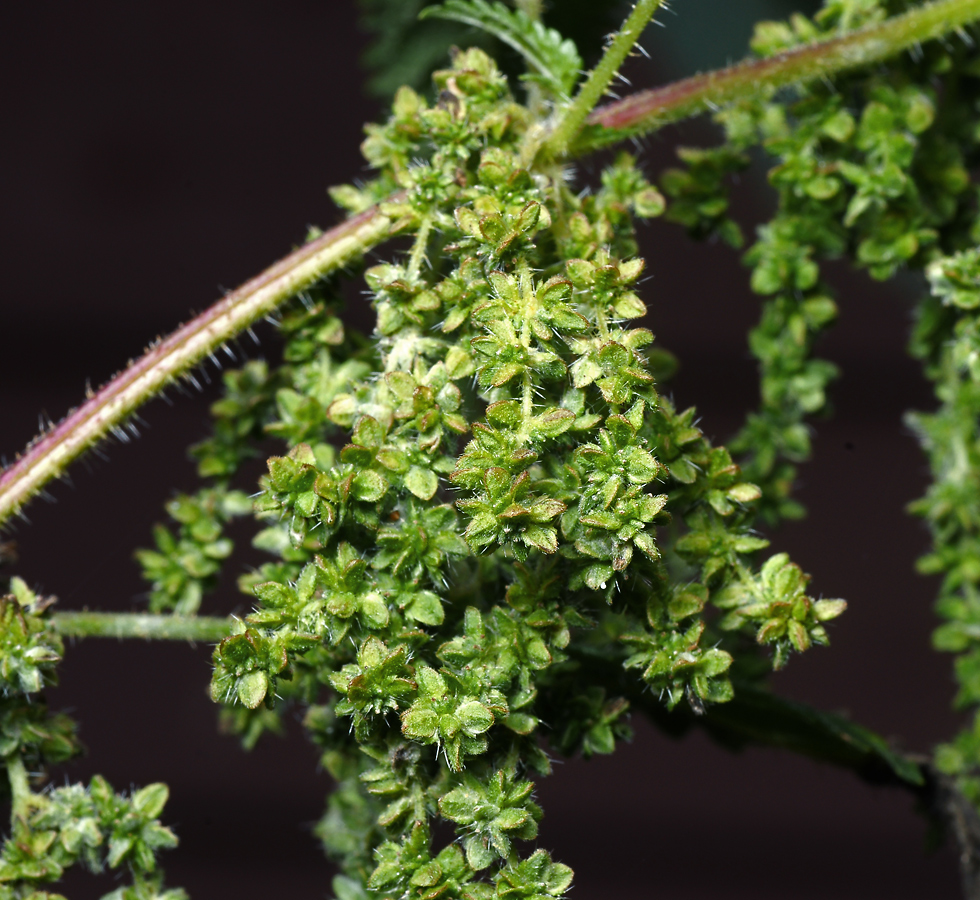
<box><xmin>5</xmin><ymin>1</ymin><xmax>980</xmax><ymax>898</ymax></box>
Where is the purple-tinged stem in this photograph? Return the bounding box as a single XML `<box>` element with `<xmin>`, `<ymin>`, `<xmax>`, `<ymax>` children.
<box><xmin>577</xmin><ymin>0</ymin><xmax>980</xmax><ymax>151</ymax></box>
<box><xmin>0</xmin><ymin>204</ymin><xmax>392</xmax><ymax>526</ymax></box>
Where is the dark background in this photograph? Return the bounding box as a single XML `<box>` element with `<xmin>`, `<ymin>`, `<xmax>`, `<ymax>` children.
<box><xmin>0</xmin><ymin>1</ymin><xmax>964</xmax><ymax>897</ymax></box>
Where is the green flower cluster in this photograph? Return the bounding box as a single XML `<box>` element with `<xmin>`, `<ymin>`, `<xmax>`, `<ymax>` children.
<box><xmin>136</xmin><ymin>289</ymin><xmax>374</xmax><ymax>614</ymax></box>
<box><xmin>0</xmin><ymin>579</ymin><xmax>77</xmax><ymax>785</ymax></box>
<box><xmin>0</xmin><ymin>581</ymin><xmax>184</xmax><ymax>899</ymax></box>
<box><xmin>0</xmin><ymin>579</ymin><xmax>61</xmax><ymax>697</ymax></box>
<box><xmin>136</xmin><ymin>489</ymin><xmax>251</xmax><ymax>615</ymax></box>
<box><xmin>635</xmin><ymin>0</ymin><xmax>980</xmax><ymax>828</ymax></box>
<box><xmin>193</xmin><ymin>28</ymin><xmax>842</xmax><ymax>899</ymax></box>
<box><xmin>10</xmin><ymin>0</ymin><xmax>980</xmax><ymax>895</ymax></box>
<box><xmin>662</xmin><ymin>0</ymin><xmax>980</xmax><ymax>522</ymax></box>
<box><xmin>910</xmin><ymin>249</ymin><xmax>980</xmax><ymax>802</ymax></box>
<box><xmin>0</xmin><ymin>779</ymin><xmax>182</xmax><ymax>900</ymax></box>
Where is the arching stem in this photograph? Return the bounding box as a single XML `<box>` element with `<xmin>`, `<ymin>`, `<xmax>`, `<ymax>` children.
<box><xmin>0</xmin><ymin>205</ymin><xmax>392</xmax><ymax>527</ymax></box>
<box><xmin>577</xmin><ymin>0</ymin><xmax>980</xmax><ymax>151</ymax></box>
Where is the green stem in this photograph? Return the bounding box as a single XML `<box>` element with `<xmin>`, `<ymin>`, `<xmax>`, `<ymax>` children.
<box><xmin>0</xmin><ymin>204</ymin><xmax>393</xmax><ymax>528</ymax></box>
<box><xmin>52</xmin><ymin>612</ymin><xmax>233</xmax><ymax>642</ymax></box>
<box><xmin>7</xmin><ymin>755</ymin><xmax>32</xmax><ymax>821</ymax></box>
<box><xmin>576</xmin><ymin>0</ymin><xmax>980</xmax><ymax>152</ymax></box>
<box><xmin>407</xmin><ymin>215</ymin><xmax>433</xmax><ymax>281</ymax></box>
<box><xmin>521</xmin><ymin>373</ymin><xmax>534</xmax><ymax>420</ymax></box>
<box><xmin>542</xmin><ymin>0</ymin><xmax>664</xmax><ymax>158</ymax></box>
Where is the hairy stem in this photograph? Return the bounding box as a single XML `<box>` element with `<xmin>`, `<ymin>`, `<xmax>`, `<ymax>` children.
<box><xmin>543</xmin><ymin>0</ymin><xmax>664</xmax><ymax>157</ymax></box>
<box><xmin>577</xmin><ymin>0</ymin><xmax>980</xmax><ymax>151</ymax></box>
<box><xmin>0</xmin><ymin>205</ymin><xmax>392</xmax><ymax>527</ymax></box>
<box><xmin>6</xmin><ymin>755</ymin><xmax>32</xmax><ymax>821</ymax></box>
<box><xmin>408</xmin><ymin>215</ymin><xmax>434</xmax><ymax>281</ymax></box>
<box><xmin>53</xmin><ymin>612</ymin><xmax>232</xmax><ymax>642</ymax></box>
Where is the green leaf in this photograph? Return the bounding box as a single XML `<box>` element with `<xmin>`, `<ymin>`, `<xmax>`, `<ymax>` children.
<box><xmin>107</xmin><ymin>835</ymin><xmax>135</xmax><ymax>869</ymax></box>
<box><xmin>420</xmin><ymin>0</ymin><xmax>582</xmax><ymax>97</ymax></box>
<box><xmin>457</xmin><ymin>700</ymin><xmax>494</xmax><ymax>735</ymax></box>
<box><xmin>405</xmin><ymin>466</ymin><xmax>439</xmax><ymax>500</ymax></box>
<box><xmin>439</xmin><ymin>786</ymin><xmax>479</xmax><ymax>823</ymax></box>
<box><xmin>402</xmin><ymin>707</ymin><xmax>439</xmax><ymax>741</ymax></box>
<box><xmin>132</xmin><ymin>783</ymin><xmax>169</xmax><ymax>820</ymax></box>
<box><xmin>352</xmin><ymin>469</ymin><xmax>390</xmax><ymax>502</ymax></box>
<box><xmin>496</xmin><ymin>807</ymin><xmax>528</xmax><ymax>830</ymax></box>
<box><xmin>465</xmin><ymin>836</ymin><xmax>496</xmax><ymax>871</ymax></box>
<box><xmin>359</xmin><ymin>593</ymin><xmax>391</xmax><ymax>629</ymax></box>
<box><xmin>813</xmin><ymin>598</ymin><xmax>847</xmax><ymax>621</ymax></box>
<box><xmin>405</xmin><ymin>591</ymin><xmax>445</xmax><ymax>626</ymax></box>
<box><xmin>237</xmin><ymin>671</ymin><xmax>269</xmax><ymax>709</ymax></box>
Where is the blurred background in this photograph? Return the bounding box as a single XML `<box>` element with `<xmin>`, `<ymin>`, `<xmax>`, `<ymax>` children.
<box><xmin>0</xmin><ymin>1</ymin><xmax>962</xmax><ymax>897</ymax></box>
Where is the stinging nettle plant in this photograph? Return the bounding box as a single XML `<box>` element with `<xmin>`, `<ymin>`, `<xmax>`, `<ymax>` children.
<box><xmin>6</xmin><ymin>0</ymin><xmax>980</xmax><ymax>896</ymax></box>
